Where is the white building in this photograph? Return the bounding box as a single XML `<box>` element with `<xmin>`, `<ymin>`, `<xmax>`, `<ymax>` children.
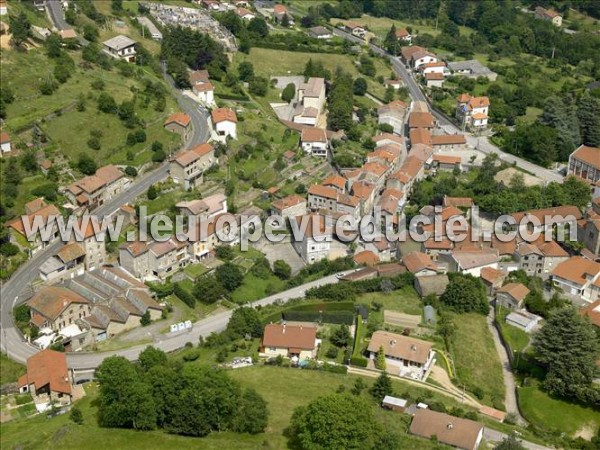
<box><xmin>0</xmin><ymin>131</ymin><xmax>11</xmax><ymax>155</ymax></box>
<box><xmin>211</xmin><ymin>108</ymin><xmax>237</xmax><ymax>139</ymax></box>
<box><xmin>193</xmin><ymin>82</ymin><xmax>215</xmax><ymax>105</ymax></box>
<box><xmin>300</xmin><ymin>127</ymin><xmax>328</xmax><ymax>157</ymax></box>
<box><xmin>551</xmin><ymin>256</ymin><xmax>600</xmax><ymax>302</ymax></box>
<box><xmin>456</xmin><ymin>94</ymin><xmax>490</xmax><ymax>128</ymax></box>
<box><xmin>102</xmin><ymin>35</ymin><xmax>136</xmax><ymax>62</ymax></box>
<box><xmin>291</xmin><ymin>214</ymin><xmax>331</xmax><ymax>264</ymax></box>
<box><xmin>506</xmin><ymin>310</ymin><xmax>542</xmax><ymax>333</ymax></box>
<box><xmin>367</xmin><ymin>331</ymin><xmax>435</xmax><ymax>381</ymax></box>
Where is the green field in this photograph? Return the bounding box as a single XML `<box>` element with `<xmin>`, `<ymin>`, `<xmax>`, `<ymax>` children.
<box><xmin>0</xmin><ymin>353</ymin><xmax>26</xmax><ymax>385</ymax></box>
<box><xmin>329</xmin><ymin>14</ymin><xmax>474</xmax><ymax>38</ymax></box>
<box><xmin>451</xmin><ymin>313</ymin><xmax>505</xmax><ymax>409</ymax></box>
<box><xmin>235</xmin><ymin>47</ymin><xmax>390</xmax><ymax>98</ymax></box>
<box><xmin>497</xmin><ymin>308</ymin><xmax>530</xmax><ymax>353</ymax></box>
<box><xmin>359</xmin><ymin>287</ymin><xmax>423</xmax><ymax>316</ymax></box>
<box><xmin>519</xmin><ymin>380</ymin><xmax>600</xmax><ymax>437</ymax></box>
<box><xmin>1</xmin><ymin>366</ymin><xmax>473</xmax><ymax>450</ymax></box>
<box><xmin>1</xmin><ymin>47</ymin><xmax>180</xmax><ymax>166</ymax></box>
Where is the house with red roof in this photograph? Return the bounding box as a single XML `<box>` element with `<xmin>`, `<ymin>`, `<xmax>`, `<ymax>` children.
<box><xmin>164</xmin><ymin>112</ymin><xmax>191</xmax><ymax>140</ymax></box>
<box><xmin>261</xmin><ymin>323</ymin><xmax>318</xmax><ymax>360</ymax></box>
<box><xmin>568</xmin><ymin>145</ymin><xmax>600</xmax><ymax>185</ymax></box>
<box><xmin>0</xmin><ymin>131</ymin><xmax>11</xmax><ymax>155</ymax></box>
<box><xmin>18</xmin><ymin>349</ymin><xmax>73</xmax><ymax>410</ymax></box>
<box><xmin>211</xmin><ymin>108</ymin><xmax>237</xmax><ymax>139</ymax></box>
<box><xmin>456</xmin><ymin>94</ymin><xmax>490</xmax><ymax>128</ymax></box>
<box><xmin>169</xmin><ymin>143</ymin><xmax>215</xmax><ymax>189</ymax></box>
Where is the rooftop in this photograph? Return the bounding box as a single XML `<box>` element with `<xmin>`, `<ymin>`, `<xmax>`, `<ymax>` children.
<box><xmin>262</xmin><ymin>323</ymin><xmax>316</xmax><ymax>350</ymax></box>
<box><xmin>103</xmin><ymin>34</ymin><xmax>136</xmax><ymax>51</ymax></box>
<box><xmin>367</xmin><ymin>331</ymin><xmax>432</xmax><ymax>364</ymax></box>
<box><xmin>410</xmin><ymin>409</ymin><xmax>483</xmax><ymax>450</ymax></box>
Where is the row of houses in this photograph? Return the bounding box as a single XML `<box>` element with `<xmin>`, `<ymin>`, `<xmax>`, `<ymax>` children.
<box><xmin>26</xmin><ymin>266</ymin><xmax>163</xmax><ymax>347</ymax></box>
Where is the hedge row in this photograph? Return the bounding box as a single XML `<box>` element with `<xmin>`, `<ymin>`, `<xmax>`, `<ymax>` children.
<box><xmin>216</xmin><ymin>93</ymin><xmax>250</xmax><ymax>101</ymax></box>
<box><xmin>350</xmin><ymin>356</ymin><xmax>368</xmax><ymax>367</ymax></box>
<box><xmin>305</xmin><ymin>272</ymin><xmax>416</xmax><ymax>301</ymax></box>
<box><xmin>174</xmin><ymin>282</ymin><xmax>195</xmax><ymax>308</ymax></box>
<box><xmin>282</xmin><ymin>310</ymin><xmax>354</xmax><ymax>325</ymax></box>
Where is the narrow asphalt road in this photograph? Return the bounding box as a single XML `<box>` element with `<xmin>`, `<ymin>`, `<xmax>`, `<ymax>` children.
<box><xmin>0</xmin><ymin>73</ymin><xmax>210</xmax><ymax>366</ymax></box>
<box><xmin>331</xmin><ymin>28</ymin><xmax>563</xmax><ymax>183</ymax></box>
<box><xmin>486</xmin><ymin>308</ymin><xmax>527</xmax><ymax>426</ymax></box>
<box><xmin>66</xmin><ymin>272</ymin><xmax>345</xmax><ymax>370</ymax></box>
<box><xmin>46</xmin><ymin>0</ymin><xmax>71</xmax><ymax>31</ymax></box>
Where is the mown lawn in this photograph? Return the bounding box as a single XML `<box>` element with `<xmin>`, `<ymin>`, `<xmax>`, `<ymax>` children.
<box><xmin>497</xmin><ymin>308</ymin><xmax>530</xmax><ymax>353</ymax></box>
<box><xmin>519</xmin><ymin>380</ymin><xmax>600</xmax><ymax>437</ymax></box>
<box><xmin>0</xmin><ymin>353</ymin><xmax>26</xmax><ymax>385</ymax></box>
<box><xmin>450</xmin><ymin>312</ymin><xmax>505</xmax><ymax>409</ymax></box>
<box><xmin>235</xmin><ymin>47</ymin><xmax>390</xmax><ymax>98</ymax></box>
<box><xmin>359</xmin><ymin>286</ymin><xmax>423</xmax><ymax>316</ymax></box>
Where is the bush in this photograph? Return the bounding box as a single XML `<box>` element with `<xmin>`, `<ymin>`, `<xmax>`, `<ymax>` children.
<box><xmin>174</xmin><ymin>282</ymin><xmax>196</xmax><ymax>308</ymax></box>
<box><xmin>326</xmin><ymin>347</ymin><xmax>339</xmax><ymax>358</ymax></box>
<box><xmin>125</xmin><ymin>166</ymin><xmax>138</xmax><ymax>177</ymax></box>
<box><xmin>70</xmin><ymin>406</ymin><xmax>84</xmax><ymax>424</ymax></box>
<box><xmin>182</xmin><ymin>349</ymin><xmax>201</xmax><ymax>362</ymax></box>
<box><xmin>350</xmin><ymin>356</ymin><xmax>368</xmax><ymax>367</ymax></box>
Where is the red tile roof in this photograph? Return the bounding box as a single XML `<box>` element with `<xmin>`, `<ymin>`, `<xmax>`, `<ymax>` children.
<box><xmin>28</xmin><ymin>286</ymin><xmax>89</xmax><ymax>322</ymax></box>
<box><xmin>354</xmin><ymin>250</ymin><xmax>380</xmax><ymax>266</ymax></box>
<box><xmin>211</xmin><ymin>108</ymin><xmax>237</xmax><ymax>123</ymax></box>
<box><xmin>164</xmin><ymin>112</ymin><xmax>191</xmax><ymax>127</ymax></box>
<box><xmin>301</xmin><ymin>127</ymin><xmax>327</xmax><ymax>143</ymax></box>
<box><xmin>20</xmin><ymin>349</ymin><xmax>71</xmax><ymax>394</ymax></box>
<box><xmin>409</xmin><ymin>112</ymin><xmax>435</xmax><ymax>128</ymax></box>
<box><xmin>571</xmin><ymin>145</ymin><xmax>600</xmax><ymax>170</ymax></box>
<box><xmin>262</xmin><ymin>323</ymin><xmax>316</xmax><ymax>350</ymax></box>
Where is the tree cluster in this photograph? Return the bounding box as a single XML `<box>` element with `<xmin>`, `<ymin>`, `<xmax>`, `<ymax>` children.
<box><xmin>162</xmin><ymin>26</ymin><xmax>229</xmax><ymax>87</ymax></box>
<box><xmin>440</xmin><ymin>273</ymin><xmax>489</xmax><ymax>315</ymax></box>
<box><xmin>327</xmin><ymin>70</ymin><xmax>354</xmax><ymax>131</ymax></box>
<box><xmin>95</xmin><ymin>348</ymin><xmax>268</xmax><ymax>436</ymax></box>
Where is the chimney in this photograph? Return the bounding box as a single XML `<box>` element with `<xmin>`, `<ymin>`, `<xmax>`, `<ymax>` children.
<box><xmin>411</xmin><ymin>344</ymin><xmax>417</xmax><ymax>351</ymax></box>
<box><xmin>390</xmin><ymin>339</ymin><xmax>397</xmax><ymax>347</ymax></box>
<box><xmin>282</xmin><ymin>324</ymin><xmax>286</xmax><ymax>334</ymax></box>
<box><xmin>447</xmin><ymin>423</ymin><xmax>454</xmax><ymax>430</ymax></box>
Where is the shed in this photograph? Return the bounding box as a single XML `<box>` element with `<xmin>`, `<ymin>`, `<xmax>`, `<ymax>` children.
<box><xmin>414</xmin><ymin>274</ymin><xmax>449</xmax><ymax>298</ymax></box>
<box><xmin>423</xmin><ymin>305</ymin><xmax>436</xmax><ymax>325</ymax></box>
<box><xmin>382</xmin><ymin>395</ymin><xmax>408</xmax><ymax>412</ymax></box>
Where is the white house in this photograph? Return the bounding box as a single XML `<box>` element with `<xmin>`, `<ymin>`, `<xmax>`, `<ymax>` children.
<box><xmin>102</xmin><ymin>35</ymin><xmax>136</xmax><ymax>62</ymax></box>
<box><xmin>0</xmin><ymin>131</ymin><xmax>11</xmax><ymax>155</ymax></box>
<box><xmin>193</xmin><ymin>82</ymin><xmax>215</xmax><ymax>105</ymax></box>
<box><xmin>300</xmin><ymin>127</ymin><xmax>328</xmax><ymax>157</ymax></box>
<box><xmin>344</xmin><ymin>22</ymin><xmax>366</xmax><ymax>38</ymax></box>
<box><xmin>551</xmin><ymin>256</ymin><xmax>600</xmax><ymax>302</ymax></box>
<box><xmin>211</xmin><ymin>108</ymin><xmax>237</xmax><ymax>139</ymax></box>
<box><xmin>235</xmin><ymin>7</ymin><xmax>255</xmax><ymax>21</ymax></box>
<box><xmin>261</xmin><ymin>324</ymin><xmax>318</xmax><ymax>361</ymax></box>
<box><xmin>291</xmin><ymin>214</ymin><xmax>331</xmax><ymax>264</ymax></box>
<box><xmin>367</xmin><ymin>331</ymin><xmax>435</xmax><ymax>381</ymax></box>
<box><xmin>0</xmin><ymin>0</ymin><xmax>7</xmax><ymax>16</ymax></box>
<box><xmin>419</xmin><ymin>61</ymin><xmax>447</xmax><ymax>75</ymax></box>
<box><xmin>395</xmin><ymin>27</ymin><xmax>412</xmax><ymax>44</ymax></box>
<box><xmin>535</xmin><ymin>6</ymin><xmax>562</xmax><ymax>27</ymax></box>
<box><xmin>412</xmin><ymin>50</ymin><xmax>439</xmax><ymax>70</ymax></box>
<box><xmin>456</xmin><ymin>94</ymin><xmax>490</xmax><ymax>128</ymax></box>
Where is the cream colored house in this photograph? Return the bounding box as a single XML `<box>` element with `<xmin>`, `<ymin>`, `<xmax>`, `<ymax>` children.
<box><xmin>261</xmin><ymin>323</ymin><xmax>318</xmax><ymax>360</ymax></box>
<box><xmin>169</xmin><ymin>143</ymin><xmax>215</xmax><ymax>190</ymax></box>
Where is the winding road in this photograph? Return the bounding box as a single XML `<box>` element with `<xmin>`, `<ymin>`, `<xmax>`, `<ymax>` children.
<box><xmin>330</xmin><ymin>28</ymin><xmax>563</xmax><ymax>183</ymax></box>
<box><xmin>0</xmin><ymin>70</ymin><xmax>210</xmax><ymax>367</ymax></box>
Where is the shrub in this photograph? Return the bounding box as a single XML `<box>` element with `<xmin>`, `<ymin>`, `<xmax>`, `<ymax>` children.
<box><xmin>124</xmin><ymin>166</ymin><xmax>138</xmax><ymax>177</ymax></box>
<box><xmin>174</xmin><ymin>282</ymin><xmax>196</xmax><ymax>308</ymax></box>
<box><xmin>350</xmin><ymin>356</ymin><xmax>368</xmax><ymax>367</ymax></box>
<box><xmin>326</xmin><ymin>347</ymin><xmax>339</xmax><ymax>359</ymax></box>
<box><xmin>183</xmin><ymin>349</ymin><xmax>201</xmax><ymax>362</ymax></box>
